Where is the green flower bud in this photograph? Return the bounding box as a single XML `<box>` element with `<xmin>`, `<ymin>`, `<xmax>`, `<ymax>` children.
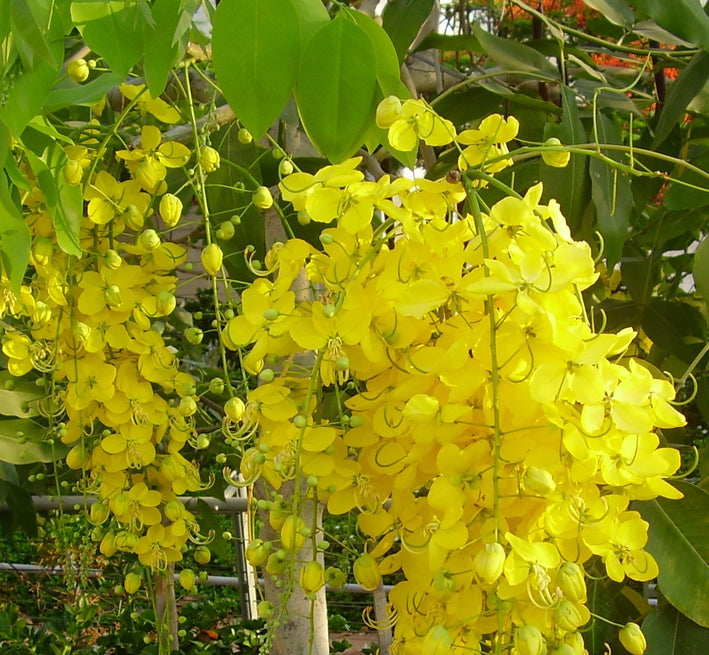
<box><xmin>201</xmin><ymin>243</ymin><xmax>223</xmax><ymax>276</ymax></box>
<box><xmin>63</xmin><ymin>159</ymin><xmax>83</xmax><ymax>186</ymax></box>
<box><xmin>376</xmin><ymin>95</ymin><xmax>402</xmax><ymax>129</ymax></box>
<box><xmin>199</xmin><ymin>146</ymin><xmax>221</xmax><ymax>172</ymax></box>
<box><xmin>185</xmin><ymin>327</ymin><xmax>204</xmax><ymax>345</ymax></box>
<box><xmin>557</xmin><ymin>562</ymin><xmax>586</xmax><ymax>603</ymax></box>
<box><xmin>514</xmin><ymin>625</ymin><xmax>547</xmax><ymax>655</ymax></box>
<box><xmin>299</xmin><ymin>560</ymin><xmax>325</xmax><ymax>594</ymax></box>
<box><xmin>553</xmin><ymin>600</ymin><xmax>587</xmax><ymax>632</ymax></box>
<box><xmin>542</xmin><ymin>137</ymin><xmax>571</xmax><ymax>168</ymax></box>
<box><xmin>124</xmin><ymin>572</ymin><xmax>141</xmax><ymax>595</ymax></box>
<box><xmin>473</xmin><ymin>542</ymin><xmax>506</xmax><ymax>585</ymax></box>
<box><xmin>178</xmin><ymin>568</ymin><xmax>196</xmax><ymax>591</ymax></box>
<box><xmin>237</xmin><ymin>128</ymin><xmax>253</xmax><ymax>144</ymax></box>
<box><xmin>619</xmin><ymin>623</ymin><xmax>646</xmax><ymax>655</ymax></box>
<box><xmin>159</xmin><ymin>193</ymin><xmax>183</xmax><ymax>228</ymax></box>
<box><xmin>353</xmin><ymin>553</ymin><xmax>381</xmax><ymax>591</ymax></box>
<box><xmin>194</xmin><ymin>546</ymin><xmax>211</xmax><ymax>565</ymax></box>
<box><xmin>253</xmin><ymin>186</ymin><xmax>273</xmax><ymax>210</ymax></box>
<box><xmin>68</xmin><ymin>58</ymin><xmax>90</xmax><ymax>83</ymax></box>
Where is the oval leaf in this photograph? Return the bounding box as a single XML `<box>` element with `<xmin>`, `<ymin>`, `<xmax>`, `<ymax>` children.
<box><xmin>589</xmin><ymin>114</ymin><xmax>633</xmax><ymax>268</ymax></box>
<box><xmin>212</xmin><ymin>0</ymin><xmax>301</xmax><ymax>138</ymax></box>
<box><xmin>644</xmin><ymin>604</ymin><xmax>709</xmax><ymax>655</ymax></box>
<box><xmin>381</xmin><ymin>0</ymin><xmax>434</xmax><ymax>63</ymax></box>
<box><xmin>296</xmin><ymin>16</ymin><xmax>377</xmax><ymax>162</ymax></box>
<box><xmin>632</xmin><ymin>0</ymin><xmax>709</xmax><ymax>50</ymax></box>
<box><xmin>0</xmin><ymin>419</ymin><xmax>65</xmax><ymax>465</ymax></box>
<box><xmin>636</xmin><ymin>480</ymin><xmax>709</xmax><ymax>628</ymax></box>
<box><xmin>71</xmin><ymin>0</ymin><xmax>145</xmax><ymax>77</ymax></box>
<box><xmin>473</xmin><ymin>24</ymin><xmax>558</xmax><ymax>78</ymax></box>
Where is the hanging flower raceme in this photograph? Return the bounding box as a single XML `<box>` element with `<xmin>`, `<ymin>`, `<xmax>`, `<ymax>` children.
<box><xmin>0</xmin><ymin>119</ymin><xmax>208</xmax><ymax>578</ymax></box>
<box><xmin>224</xmin><ymin>103</ymin><xmax>684</xmax><ymax>655</ymax></box>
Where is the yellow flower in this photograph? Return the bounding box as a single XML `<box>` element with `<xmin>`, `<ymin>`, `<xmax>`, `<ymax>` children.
<box><xmin>85</xmin><ymin>171</ymin><xmax>150</xmax><ymax>226</ymax></box>
<box><xmin>387</xmin><ymin>99</ymin><xmax>455</xmax><ymax>151</ymax></box>
<box><xmin>457</xmin><ymin>114</ymin><xmax>519</xmax><ymax>173</ymax></box>
<box><xmin>116</xmin><ymin>126</ymin><xmax>190</xmax><ymax>193</ymax></box>
<box><xmin>119</xmin><ymin>83</ymin><xmax>181</xmax><ymax>123</ymax></box>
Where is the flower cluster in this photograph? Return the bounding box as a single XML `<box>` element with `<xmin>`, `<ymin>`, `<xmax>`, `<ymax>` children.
<box><xmin>0</xmin><ymin>90</ymin><xmax>214</xmax><ymax>578</ymax></box>
<box><xmin>227</xmin><ymin>103</ymin><xmax>683</xmax><ymax>654</ymax></box>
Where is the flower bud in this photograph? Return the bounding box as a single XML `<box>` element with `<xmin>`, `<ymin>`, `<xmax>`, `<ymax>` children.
<box><xmin>201</xmin><ymin>243</ymin><xmax>223</xmax><ymax>276</ymax></box>
<box><xmin>124</xmin><ymin>572</ymin><xmax>141</xmax><ymax>594</ymax></box>
<box><xmin>179</xmin><ymin>396</ymin><xmax>197</xmax><ymax>417</ymax></box>
<box><xmin>63</xmin><ymin>159</ymin><xmax>83</xmax><ymax>185</ymax></box>
<box><xmin>155</xmin><ymin>290</ymin><xmax>176</xmax><ymax>315</ymax></box>
<box><xmin>240</xmin><ymin>447</ymin><xmax>263</xmax><ymax>481</ymax></box>
<box><xmin>114</xmin><ymin>531</ymin><xmax>139</xmax><ymax>552</ymax></box>
<box><xmin>185</xmin><ymin>327</ymin><xmax>204</xmax><ymax>345</ymax></box>
<box><xmin>553</xmin><ymin>600</ymin><xmax>587</xmax><ymax>632</ymax></box>
<box><xmin>474</xmin><ymin>542</ymin><xmax>506</xmax><ymax>585</ymax></box>
<box><xmin>353</xmin><ymin>553</ymin><xmax>381</xmax><ymax>591</ymax></box>
<box><xmin>102</xmin><ymin>249</ymin><xmax>122</xmax><ymax>270</ymax></box>
<box><xmin>278</xmin><ymin>159</ymin><xmax>293</xmax><ymax>176</ymax></box>
<box><xmin>563</xmin><ymin>632</ymin><xmax>585</xmax><ymax>655</ymax></box>
<box><xmin>68</xmin><ymin>58</ymin><xmax>90</xmax><ymax>83</ymax></box>
<box><xmin>123</xmin><ymin>204</ymin><xmax>144</xmax><ymax>231</ymax></box>
<box><xmin>299</xmin><ymin>560</ymin><xmax>325</xmax><ymax>594</ymax></box>
<box><xmin>523</xmin><ymin>466</ymin><xmax>556</xmax><ymax>496</ymax></box>
<box><xmin>376</xmin><ymin>95</ymin><xmax>402</xmax><ymax>129</ymax></box>
<box><xmin>551</xmin><ymin>645</ymin><xmax>576</xmax><ymax>655</ymax></box>
<box><xmin>139</xmin><ymin>229</ymin><xmax>161</xmax><ymax>250</ymax></box>
<box><xmin>514</xmin><ymin>625</ymin><xmax>547</xmax><ymax>655</ymax></box>
<box><xmin>237</xmin><ymin>128</ymin><xmax>253</xmax><ymax>144</ymax></box>
<box><xmin>280</xmin><ymin>515</ymin><xmax>307</xmax><ymax>552</ymax></box>
<box><xmin>164</xmin><ymin>500</ymin><xmax>185</xmax><ymax>522</ymax></box>
<box><xmin>159</xmin><ymin>193</ymin><xmax>183</xmax><ymax>228</ymax></box>
<box><xmin>209</xmin><ymin>377</ymin><xmax>225</xmax><ymax>395</ymax></box>
<box><xmin>32</xmin><ymin>237</ymin><xmax>53</xmax><ymax>267</ymax></box>
<box><xmin>199</xmin><ymin>146</ymin><xmax>220</xmax><ymax>172</ymax></box>
<box><xmin>178</xmin><ymin>568</ymin><xmax>196</xmax><ymax>591</ymax></box>
<box><xmin>224</xmin><ymin>397</ymin><xmax>245</xmax><ymax>422</ymax></box>
<box><xmin>100</xmin><ymin>532</ymin><xmax>117</xmax><ymax>557</ymax></box>
<box><xmin>246</xmin><ymin>539</ymin><xmax>270</xmax><ymax>567</ymax></box>
<box><xmin>265</xmin><ymin>552</ymin><xmax>287</xmax><ymax>576</ymax></box>
<box><xmin>104</xmin><ymin>284</ymin><xmax>122</xmax><ymax>308</ymax></box>
<box><xmin>33</xmin><ymin>301</ymin><xmax>52</xmax><ymax>325</ymax></box>
<box><xmin>619</xmin><ymin>623</ymin><xmax>646</xmax><ymax>655</ymax></box>
<box><xmin>89</xmin><ymin>502</ymin><xmax>109</xmax><ymax>525</ymax></box>
<box><xmin>325</xmin><ymin>566</ymin><xmax>347</xmax><ymax>589</ymax></box>
<box><xmin>257</xmin><ymin>600</ymin><xmax>274</xmax><ymax>619</ymax></box>
<box><xmin>219</xmin><ymin>220</ymin><xmax>235</xmax><ymax>240</ymax></box>
<box><xmin>556</xmin><ymin>562</ymin><xmax>586</xmax><ymax>603</ymax></box>
<box><xmin>542</xmin><ymin>137</ymin><xmax>570</xmax><ymax>168</ymax></box>
<box><xmin>253</xmin><ymin>186</ymin><xmax>273</xmax><ymax>210</ymax></box>
<box><xmin>194</xmin><ymin>546</ymin><xmax>211</xmax><ymax>565</ymax></box>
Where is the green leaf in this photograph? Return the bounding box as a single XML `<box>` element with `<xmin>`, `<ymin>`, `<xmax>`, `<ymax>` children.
<box><xmin>71</xmin><ymin>0</ymin><xmax>145</xmax><ymax>77</ymax></box>
<box><xmin>0</xmin><ymin>59</ymin><xmax>59</xmax><ymax>137</ymax></box>
<box><xmin>45</xmin><ymin>72</ymin><xmax>123</xmax><ymax>111</ymax></box>
<box><xmin>25</xmin><ymin>148</ymin><xmax>82</xmax><ymax>258</ymax></box>
<box><xmin>417</xmin><ymin>32</ymin><xmax>482</xmax><ymax>53</ymax></box>
<box><xmin>636</xmin><ymin>480</ymin><xmax>709</xmax><ymax>628</ymax></box>
<box><xmin>582</xmin><ymin>0</ymin><xmax>635</xmax><ymax>28</ymax></box>
<box><xmin>653</xmin><ymin>52</ymin><xmax>709</xmax><ymax>148</ymax></box>
<box><xmin>693</xmin><ymin>235</ymin><xmax>709</xmax><ymax>314</ymax></box>
<box><xmin>644</xmin><ymin>604</ymin><xmax>709</xmax><ymax>655</ymax></box>
<box><xmin>541</xmin><ymin>87</ymin><xmax>590</xmax><ymax>233</ymax></box>
<box><xmin>212</xmin><ymin>0</ymin><xmax>301</xmax><ymax>138</ymax></box>
<box><xmin>585</xmin><ymin>576</ymin><xmax>622</xmax><ymax>655</ymax></box>
<box><xmin>381</xmin><ymin>0</ymin><xmax>434</xmax><ymax>63</ymax></box>
<box><xmin>0</xmin><ymin>420</ymin><xmax>65</xmax><ymax>465</ymax></box>
<box><xmin>291</xmin><ymin>0</ymin><xmax>330</xmax><ymax>46</ymax></box>
<box><xmin>632</xmin><ymin>0</ymin><xmax>709</xmax><ymax>49</ymax></box>
<box><xmin>0</xmin><ymin>481</ymin><xmax>37</xmax><ymax>537</ymax></box>
<box><xmin>10</xmin><ymin>0</ymin><xmax>59</xmax><ymax>68</ymax></box>
<box><xmin>143</xmin><ymin>0</ymin><xmax>196</xmax><ymax>97</ymax></box>
<box><xmin>472</xmin><ymin>24</ymin><xmax>558</xmax><ymax>78</ymax></box>
<box><xmin>0</xmin><ymin>372</ymin><xmax>41</xmax><ymax>418</ymax></box>
<box><xmin>642</xmin><ymin>300</ymin><xmax>705</xmax><ymax>363</ymax></box>
<box><xmin>589</xmin><ymin>114</ymin><xmax>633</xmax><ymax>268</ymax></box>
<box><xmin>296</xmin><ymin>16</ymin><xmax>377</xmax><ymax>162</ymax></box>
<box><xmin>351</xmin><ymin>10</ymin><xmax>404</xmax><ymax>98</ymax></box>
<box><xmin>0</xmin><ymin>175</ymin><xmax>31</xmax><ymax>294</ymax></box>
